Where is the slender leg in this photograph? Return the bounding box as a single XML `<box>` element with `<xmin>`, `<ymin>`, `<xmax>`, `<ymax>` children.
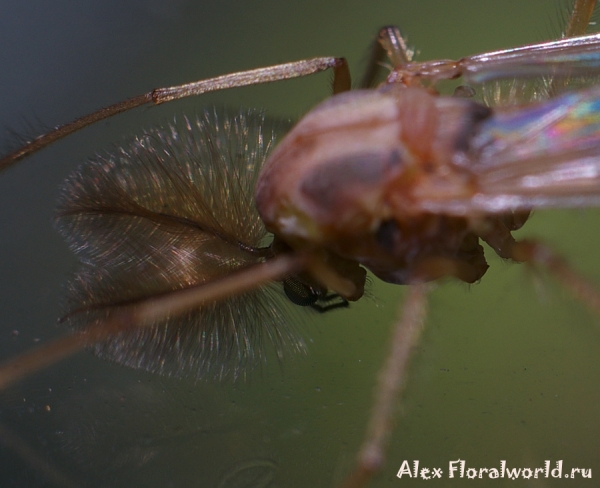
<box><xmin>549</xmin><ymin>0</ymin><xmax>596</xmax><ymax>95</ymax></box>
<box><xmin>341</xmin><ymin>283</ymin><xmax>430</xmax><ymax>488</ymax></box>
<box><xmin>359</xmin><ymin>33</ymin><xmax>387</xmax><ymax>89</ymax></box>
<box><xmin>359</xmin><ymin>26</ymin><xmax>413</xmax><ymax>89</ymax></box>
<box><xmin>155</xmin><ymin>57</ymin><xmax>351</xmax><ymax>102</ymax></box>
<box><xmin>563</xmin><ymin>0</ymin><xmax>597</xmax><ymax>38</ymax></box>
<box><xmin>377</xmin><ymin>26</ymin><xmax>413</xmax><ymax>68</ymax></box>
<box><xmin>513</xmin><ymin>240</ymin><xmax>600</xmax><ymax>317</ymax></box>
<box><xmin>0</xmin><ymin>57</ymin><xmax>349</xmax><ymax>171</ymax></box>
<box><xmin>479</xmin><ymin>214</ymin><xmax>600</xmax><ymax>316</ymax></box>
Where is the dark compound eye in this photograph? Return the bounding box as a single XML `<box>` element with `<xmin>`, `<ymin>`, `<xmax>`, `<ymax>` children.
<box><xmin>283</xmin><ymin>277</ymin><xmax>321</xmax><ymax>307</ymax></box>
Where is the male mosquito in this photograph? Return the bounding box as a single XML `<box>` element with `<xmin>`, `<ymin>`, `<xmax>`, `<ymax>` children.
<box><xmin>2</xmin><ymin>1</ymin><xmax>600</xmax><ymax>487</ymax></box>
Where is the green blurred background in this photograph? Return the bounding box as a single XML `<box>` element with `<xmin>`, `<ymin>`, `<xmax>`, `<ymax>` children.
<box><xmin>1</xmin><ymin>0</ymin><xmax>600</xmax><ymax>486</ymax></box>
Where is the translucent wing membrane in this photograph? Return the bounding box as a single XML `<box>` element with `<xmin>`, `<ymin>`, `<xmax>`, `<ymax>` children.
<box><xmin>477</xmin><ymin>77</ymin><xmax>555</xmax><ymax>107</ymax></box>
<box><xmin>56</xmin><ymin>109</ymin><xmax>305</xmax><ymax>379</ymax></box>
<box><xmin>385</xmin><ymin>31</ymin><xmax>600</xmax><ymax>108</ymax></box>
<box><xmin>418</xmin><ymin>85</ymin><xmax>600</xmax><ymax>215</ymax></box>
<box><xmin>472</xmin><ymin>85</ymin><xmax>600</xmax><ymax>211</ymax></box>
<box><xmin>462</xmin><ymin>33</ymin><xmax>600</xmax><ymax>84</ymax></box>
<box><xmin>475</xmin><ymin>37</ymin><xmax>600</xmax><ymax>107</ymax></box>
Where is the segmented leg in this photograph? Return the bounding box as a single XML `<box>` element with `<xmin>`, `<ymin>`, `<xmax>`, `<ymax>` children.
<box><xmin>341</xmin><ymin>283</ymin><xmax>430</xmax><ymax>488</ymax></box>
<box><xmin>359</xmin><ymin>26</ymin><xmax>413</xmax><ymax>89</ymax></box>
<box><xmin>0</xmin><ymin>57</ymin><xmax>350</xmax><ymax>171</ymax></box>
<box><xmin>513</xmin><ymin>240</ymin><xmax>600</xmax><ymax>317</ymax></box>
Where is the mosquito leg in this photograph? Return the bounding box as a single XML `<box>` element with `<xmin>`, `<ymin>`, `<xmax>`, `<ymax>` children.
<box><xmin>548</xmin><ymin>0</ymin><xmax>596</xmax><ymax>96</ymax></box>
<box><xmin>359</xmin><ymin>26</ymin><xmax>412</xmax><ymax>89</ymax></box>
<box><xmin>0</xmin><ymin>252</ymin><xmax>309</xmax><ymax>392</ymax></box>
<box><xmin>0</xmin><ymin>57</ymin><xmax>349</xmax><ymax>171</ymax></box>
<box><xmin>331</xmin><ymin>58</ymin><xmax>352</xmax><ymax>94</ymax></box>
<box><xmin>377</xmin><ymin>26</ymin><xmax>413</xmax><ymax>68</ymax></box>
<box><xmin>359</xmin><ymin>32</ymin><xmax>387</xmax><ymax>89</ymax></box>
<box><xmin>340</xmin><ymin>283</ymin><xmax>430</xmax><ymax>488</ymax></box>
<box><xmin>512</xmin><ymin>240</ymin><xmax>600</xmax><ymax>317</ymax></box>
<box><xmin>563</xmin><ymin>0</ymin><xmax>596</xmax><ymax>38</ymax></box>
<box><xmin>155</xmin><ymin>57</ymin><xmax>351</xmax><ymax>101</ymax></box>
<box><xmin>478</xmin><ymin>216</ymin><xmax>600</xmax><ymax>314</ymax></box>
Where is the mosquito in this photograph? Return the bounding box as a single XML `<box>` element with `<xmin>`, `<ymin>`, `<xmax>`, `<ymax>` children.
<box><xmin>1</xmin><ymin>1</ymin><xmax>600</xmax><ymax>486</ymax></box>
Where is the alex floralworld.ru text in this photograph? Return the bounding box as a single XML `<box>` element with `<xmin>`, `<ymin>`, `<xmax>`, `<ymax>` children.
<box><xmin>397</xmin><ymin>460</ymin><xmax>592</xmax><ymax>480</ymax></box>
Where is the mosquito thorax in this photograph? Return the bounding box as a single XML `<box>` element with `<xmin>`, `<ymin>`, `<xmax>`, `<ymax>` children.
<box><xmin>255</xmin><ymin>85</ymin><xmax>493</xmax><ymax>284</ymax></box>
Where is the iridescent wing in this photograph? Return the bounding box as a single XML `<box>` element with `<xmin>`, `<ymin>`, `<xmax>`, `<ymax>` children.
<box><xmin>395</xmin><ymin>31</ymin><xmax>600</xmax><ymax>107</ymax></box>
<box><xmin>416</xmin><ymin>85</ymin><xmax>600</xmax><ymax>215</ymax></box>
<box><xmin>461</xmin><ymin>33</ymin><xmax>600</xmax><ymax>84</ymax></box>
